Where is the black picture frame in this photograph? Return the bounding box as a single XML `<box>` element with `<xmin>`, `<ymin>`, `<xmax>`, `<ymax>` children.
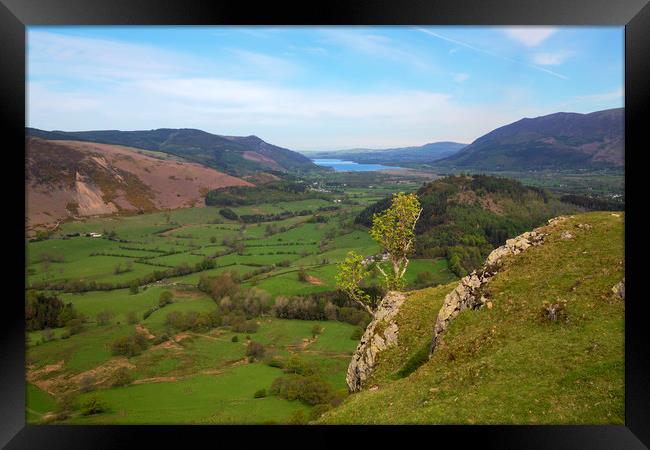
<box><xmin>2</xmin><ymin>1</ymin><xmax>648</xmax><ymax>448</ymax></box>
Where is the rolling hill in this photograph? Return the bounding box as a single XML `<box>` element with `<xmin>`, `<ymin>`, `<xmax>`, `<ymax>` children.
<box><xmin>26</xmin><ymin>128</ymin><xmax>319</xmax><ymax>176</ymax></box>
<box><xmin>26</xmin><ymin>138</ymin><xmax>252</xmax><ymax>231</ymax></box>
<box><xmin>355</xmin><ymin>174</ymin><xmax>580</xmax><ymax>276</ymax></box>
<box><xmin>320</xmin><ymin>211</ymin><xmax>625</xmax><ymax>424</ymax></box>
<box><xmin>306</xmin><ymin>141</ymin><xmax>466</xmax><ymax>165</ymax></box>
<box><xmin>434</xmin><ymin>108</ymin><xmax>624</xmax><ymax>171</ymax></box>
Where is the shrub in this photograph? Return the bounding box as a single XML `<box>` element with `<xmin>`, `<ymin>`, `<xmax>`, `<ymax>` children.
<box><xmin>41</xmin><ymin>329</ymin><xmax>55</xmax><ymax>343</ymax></box>
<box><xmin>270</xmin><ymin>374</ymin><xmax>333</xmax><ymax>406</ymax></box>
<box><xmin>158</xmin><ymin>291</ymin><xmax>173</xmax><ymax>307</ymax></box>
<box><xmin>67</xmin><ymin>317</ymin><xmax>86</xmax><ymax>336</ymax></box>
<box><xmin>297</xmin><ymin>267</ymin><xmax>308</xmax><ymax>282</ymax></box>
<box><xmin>253</xmin><ymin>388</ymin><xmax>267</xmax><ymax>399</ymax></box>
<box><xmin>110</xmin><ymin>332</ymin><xmax>149</xmax><ymax>357</ymax></box>
<box><xmin>267</xmin><ymin>357</ymin><xmax>284</xmax><ymax>369</ymax></box>
<box><xmin>152</xmin><ymin>332</ymin><xmax>170</xmax><ymax>345</ymax></box>
<box><xmin>80</xmin><ymin>397</ymin><xmax>108</xmax><ymax>416</ymax></box>
<box><xmin>110</xmin><ymin>367</ymin><xmax>133</xmax><ymax>387</ymax></box>
<box><xmin>310</xmin><ymin>403</ymin><xmax>331</xmax><ymax>420</ymax></box>
<box><xmin>126</xmin><ymin>311</ymin><xmax>138</xmax><ymax>325</ymax></box>
<box><xmin>96</xmin><ymin>310</ymin><xmax>114</xmax><ymax>326</ymax></box>
<box><xmin>231</xmin><ymin>335</ymin><xmax>239</xmax><ymax>343</ymax></box>
<box><xmin>232</xmin><ymin>320</ymin><xmax>258</xmax><ymax>334</ymax></box>
<box><xmin>311</xmin><ymin>324</ymin><xmax>323</xmax><ymax>338</ymax></box>
<box><xmin>283</xmin><ymin>355</ymin><xmax>316</xmax><ymax>376</ymax></box>
<box><xmin>541</xmin><ymin>299</ymin><xmax>568</xmax><ymax>322</ymax></box>
<box><xmin>350</xmin><ymin>327</ymin><xmax>363</xmax><ymax>340</ymax></box>
<box><xmin>55</xmin><ymin>391</ymin><xmax>78</xmax><ymax>416</ymax></box>
<box><xmin>246</xmin><ymin>341</ymin><xmax>265</xmax><ymax>360</ymax></box>
<box><xmin>288</xmin><ymin>409</ymin><xmax>308</xmax><ymax>425</ymax></box>
<box><xmin>129</xmin><ymin>281</ymin><xmax>139</xmax><ymax>295</ymax></box>
<box><xmin>338</xmin><ymin>307</ymin><xmax>370</xmax><ymax>327</ymax></box>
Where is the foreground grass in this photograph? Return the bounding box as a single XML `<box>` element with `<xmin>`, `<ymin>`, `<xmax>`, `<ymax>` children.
<box><xmin>320</xmin><ymin>212</ymin><xmax>624</xmax><ymax>424</ymax></box>
<box><xmin>66</xmin><ymin>364</ymin><xmax>310</xmax><ymax>424</ymax></box>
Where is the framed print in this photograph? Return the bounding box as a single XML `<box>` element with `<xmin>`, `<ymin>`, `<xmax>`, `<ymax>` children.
<box><xmin>1</xmin><ymin>0</ymin><xmax>648</xmax><ymax>447</ymax></box>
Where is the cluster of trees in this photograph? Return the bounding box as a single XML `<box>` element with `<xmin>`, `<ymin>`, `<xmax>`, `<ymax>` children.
<box><xmin>26</xmin><ymin>291</ymin><xmax>79</xmax><ymax>331</ymax></box>
<box><xmin>165</xmin><ymin>309</ymin><xmax>223</xmax><ymax>332</ymax></box>
<box><xmin>205</xmin><ymin>181</ymin><xmax>325</xmax><ymax>207</ymax></box>
<box><xmin>110</xmin><ymin>331</ymin><xmax>150</xmax><ymax>357</ymax></box>
<box><xmin>268</xmin><ymin>355</ymin><xmax>345</xmax><ymax>420</ymax></box>
<box><xmin>271</xmin><ymin>295</ymin><xmax>371</xmax><ymax>327</ymax></box>
<box><xmin>219</xmin><ymin>208</ymin><xmax>239</xmax><ymax>220</ymax></box>
<box><xmin>113</xmin><ymin>261</ymin><xmax>133</xmax><ymax>275</ymax></box>
<box><xmin>560</xmin><ymin>194</ymin><xmax>624</xmax><ymax>211</ymax></box>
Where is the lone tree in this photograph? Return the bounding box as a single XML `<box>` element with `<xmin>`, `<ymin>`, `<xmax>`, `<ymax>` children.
<box><xmin>336</xmin><ymin>192</ymin><xmax>422</xmax><ymax>313</ymax></box>
<box><xmin>370</xmin><ymin>192</ymin><xmax>422</xmax><ymax>290</ymax></box>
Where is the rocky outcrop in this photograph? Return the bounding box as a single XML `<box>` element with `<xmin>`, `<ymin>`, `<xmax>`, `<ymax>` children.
<box><xmin>346</xmin><ymin>292</ymin><xmax>406</xmax><ymax>392</ymax></box>
<box><xmin>428</xmin><ymin>224</ymin><xmax>552</xmax><ymax>357</ymax></box>
<box><xmin>612</xmin><ymin>278</ymin><xmax>625</xmax><ymax>299</ymax></box>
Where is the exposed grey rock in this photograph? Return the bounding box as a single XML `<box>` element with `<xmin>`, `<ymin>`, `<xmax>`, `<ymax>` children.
<box><xmin>612</xmin><ymin>278</ymin><xmax>625</xmax><ymax>299</ymax></box>
<box><xmin>428</xmin><ymin>225</ymin><xmax>549</xmax><ymax>357</ymax></box>
<box><xmin>346</xmin><ymin>291</ymin><xmax>406</xmax><ymax>392</ymax></box>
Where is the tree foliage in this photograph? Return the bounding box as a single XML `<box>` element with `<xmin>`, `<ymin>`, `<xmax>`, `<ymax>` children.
<box><xmin>369</xmin><ymin>192</ymin><xmax>422</xmax><ymax>290</ymax></box>
<box><xmin>335</xmin><ymin>251</ymin><xmax>373</xmax><ymax>314</ymax></box>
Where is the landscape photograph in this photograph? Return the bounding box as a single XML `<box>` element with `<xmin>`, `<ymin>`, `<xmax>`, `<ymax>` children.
<box><xmin>25</xmin><ymin>25</ymin><xmax>625</xmax><ymax>425</ymax></box>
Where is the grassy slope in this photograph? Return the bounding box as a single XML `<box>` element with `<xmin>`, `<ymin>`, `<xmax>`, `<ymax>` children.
<box><xmin>319</xmin><ymin>211</ymin><xmax>624</xmax><ymax>424</ymax></box>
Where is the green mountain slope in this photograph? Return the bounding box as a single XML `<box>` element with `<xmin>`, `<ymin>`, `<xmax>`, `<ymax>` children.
<box><xmin>356</xmin><ymin>174</ymin><xmax>580</xmax><ymax>276</ymax></box>
<box><xmin>26</xmin><ymin>128</ymin><xmax>319</xmax><ymax>176</ymax></box>
<box><xmin>319</xmin><ymin>211</ymin><xmax>625</xmax><ymax>424</ymax></box>
<box><xmin>435</xmin><ymin>108</ymin><xmax>623</xmax><ymax>170</ymax></box>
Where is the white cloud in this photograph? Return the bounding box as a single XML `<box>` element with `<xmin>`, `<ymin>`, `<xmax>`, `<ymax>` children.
<box><xmin>531</xmin><ymin>51</ymin><xmax>573</xmax><ymax>66</ymax></box>
<box><xmin>28</xmin><ymin>75</ymin><xmax>533</xmax><ymax>149</ymax></box>
<box><xmin>453</xmin><ymin>73</ymin><xmax>470</xmax><ymax>83</ymax></box>
<box><xmin>503</xmin><ymin>27</ymin><xmax>557</xmax><ymax>47</ymax></box>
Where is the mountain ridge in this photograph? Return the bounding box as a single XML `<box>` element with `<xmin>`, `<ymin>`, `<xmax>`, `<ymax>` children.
<box><xmin>26</xmin><ymin>127</ymin><xmax>319</xmax><ymax>176</ymax></box>
<box><xmin>435</xmin><ymin>108</ymin><xmax>624</xmax><ymax>170</ymax></box>
<box><xmin>26</xmin><ymin>137</ymin><xmax>252</xmax><ymax>232</ymax></box>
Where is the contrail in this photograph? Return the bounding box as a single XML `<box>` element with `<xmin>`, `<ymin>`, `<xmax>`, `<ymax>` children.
<box><xmin>414</xmin><ymin>27</ymin><xmax>569</xmax><ymax>80</ymax></box>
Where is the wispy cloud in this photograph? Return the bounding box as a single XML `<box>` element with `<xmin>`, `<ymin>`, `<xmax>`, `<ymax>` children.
<box><xmin>453</xmin><ymin>73</ymin><xmax>470</xmax><ymax>83</ymax></box>
<box><xmin>28</xmin><ymin>31</ymin><xmax>195</xmax><ymax>82</ymax></box>
<box><xmin>574</xmin><ymin>88</ymin><xmax>624</xmax><ymax>102</ymax></box>
<box><xmin>415</xmin><ymin>27</ymin><xmax>568</xmax><ymax>80</ymax></box>
<box><xmin>531</xmin><ymin>51</ymin><xmax>574</xmax><ymax>66</ymax></box>
<box><xmin>503</xmin><ymin>27</ymin><xmax>557</xmax><ymax>47</ymax></box>
<box><xmin>229</xmin><ymin>49</ymin><xmax>301</xmax><ymax>78</ymax></box>
<box><xmin>320</xmin><ymin>29</ymin><xmax>438</xmax><ymax>73</ymax></box>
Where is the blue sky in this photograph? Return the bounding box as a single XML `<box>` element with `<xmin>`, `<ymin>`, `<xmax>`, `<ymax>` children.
<box><xmin>27</xmin><ymin>26</ymin><xmax>623</xmax><ymax>151</ymax></box>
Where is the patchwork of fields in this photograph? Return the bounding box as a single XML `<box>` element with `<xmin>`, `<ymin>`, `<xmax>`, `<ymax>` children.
<box><xmin>26</xmin><ymin>183</ymin><xmax>456</xmax><ymax>424</ymax></box>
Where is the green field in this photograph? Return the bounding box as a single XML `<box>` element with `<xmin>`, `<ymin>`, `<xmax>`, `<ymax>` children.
<box><xmin>27</xmin><ymin>182</ymin><xmax>454</xmax><ymax>424</ymax></box>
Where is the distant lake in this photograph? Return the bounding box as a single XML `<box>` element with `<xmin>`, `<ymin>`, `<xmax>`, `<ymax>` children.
<box><xmin>312</xmin><ymin>158</ymin><xmax>401</xmax><ymax>172</ymax></box>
